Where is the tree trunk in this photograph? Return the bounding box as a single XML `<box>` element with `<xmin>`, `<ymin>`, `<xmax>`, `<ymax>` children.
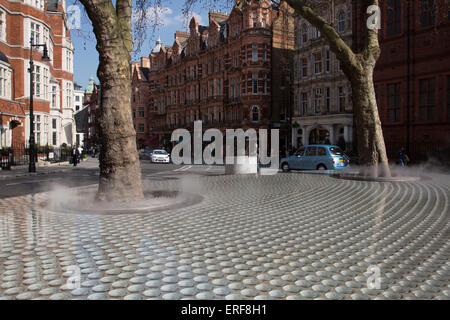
<box><xmin>96</xmin><ymin>46</ymin><xmax>144</xmax><ymax>202</ymax></box>
<box><xmin>351</xmin><ymin>61</ymin><xmax>391</xmax><ymax>177</ymax></box>
<box><xmin>80</xmin><ymin>0</ymin><xmax>144</xmax><ymax>202</ymax></box>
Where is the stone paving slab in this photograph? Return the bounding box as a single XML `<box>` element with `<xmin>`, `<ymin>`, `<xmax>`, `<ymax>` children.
<box><xmin>0</xmin><ymin>173</ymin><xmax>449</xmax><ymax>300</ymax></box>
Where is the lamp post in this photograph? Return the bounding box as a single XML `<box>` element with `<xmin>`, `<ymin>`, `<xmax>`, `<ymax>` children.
<box><xmin>28</xmin><ymin>37</ymin><xmax>50</xmax><ymax>173</ymax></box>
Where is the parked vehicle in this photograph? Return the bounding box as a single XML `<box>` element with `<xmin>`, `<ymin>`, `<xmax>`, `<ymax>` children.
<box><xmin>281</xmin><ymin>145</ymin><xmax>350</xmax><ymax>172</ymax></box>
<box><xmin>150</xmin><ymin>149</ymin><xmax>170</xmax><ymax>163</ymax></box>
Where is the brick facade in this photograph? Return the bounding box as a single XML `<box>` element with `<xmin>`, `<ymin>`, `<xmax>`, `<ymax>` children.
<box><xmin>132</xmin><ymin>0</ymin><xmax>294</xmax><ymax>150</ymax></box>
<box><xmin>0</xmin><ymin>0</ymin><xmax>74</xmax><ymax>150</ymax></box>
<box><xmin>354</xmin><ymin>0</ymin><xmax>450</xmax><ymax>162</ymax></box>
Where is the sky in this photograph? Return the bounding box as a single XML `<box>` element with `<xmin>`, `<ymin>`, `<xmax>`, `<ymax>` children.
<box><xmin>68</xmin><ymin>0</ymin><xmax>234</xmax><ymax>89</ymax></box>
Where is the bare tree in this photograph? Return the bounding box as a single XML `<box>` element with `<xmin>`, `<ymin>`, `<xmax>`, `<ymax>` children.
<box><xmin>282</xmin><ymin>0</ymin><xmax>390</xmax><ymax>177</ymax></box>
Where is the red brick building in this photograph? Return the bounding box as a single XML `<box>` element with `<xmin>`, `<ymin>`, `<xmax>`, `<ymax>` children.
<box><xmin>132</xmin><ymin>0</ymin><xmax>294</xmax><ymax>150</ymax></box>
<box><xmin>354</xmin><ymin>0</ymin><xmax>450</xmax><ymax>162</ymax></box>
<box><xmin>0</xmin><ymin>0</ymin><xmax>74</xmax><ymax>151</ymax></box>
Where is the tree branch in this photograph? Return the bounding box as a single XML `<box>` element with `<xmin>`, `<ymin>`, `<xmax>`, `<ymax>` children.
<box><xmin>116</xmin><ymin>0</ymin><xmax>133</xmax><ymax>55</ymax></box>
<box><xmin>79</xmin><ymin>0</ymin><xmax>119</xmax><ymax>53</ymax></box>
<box><xmin>283</xmin><ymin>0</ymin><xmax>360</xmax><ymax>73</ymax></box>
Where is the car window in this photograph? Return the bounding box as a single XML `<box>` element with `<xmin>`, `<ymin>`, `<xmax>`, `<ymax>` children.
<box><xmin>154</xmin><ymin>150</ymin><xmax>167</xmax><ymax>155</ymax></box>
<box><xmin>318</xmin><ymin>147</ymin><xmax>327</xmax><ymax>156</ymax></box>
<box><xmin>305</xmin><ymin>147</ymin><xmax>317</xmax><ymax>156</ymax></box>
<box><xmin>295</xmin><ymin>148</ymin><xmax>306</xmax><ymax>156</ymax></box>
<box><xmin>329</xmin><ymin>147</ymin><xmax>344</xmax><ymax>156</ymax></box>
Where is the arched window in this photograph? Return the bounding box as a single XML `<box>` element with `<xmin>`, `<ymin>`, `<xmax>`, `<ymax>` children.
<box><xmin>338</xmin><ymin>11</ymin><xmax>346</xmax><ymax>33</ymax></box>
<box><xmin>251</xmin><ymin>106</ymin><xmax>260</xmax><ymax>121</ymax></box>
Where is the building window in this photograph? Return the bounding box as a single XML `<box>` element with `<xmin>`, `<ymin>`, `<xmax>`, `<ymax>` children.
<box><xmin>252</xmin><ymin>73</ymin><xmax>258</xmax><ymax>94</ymax></box>
<box><xmin>253</xmin><ymin>12</ymin><xmax>258</xmax><ymax>28</ymax></box>
<box><xmin>65</xmin><ymin>82</ymin><xmax>72</xmax><ymax>108</ymax></box>
<box><xmin>0</xmin><ymin>64</ymin><xmax>12</xmax><ymax>99</ymax></box>
<box><xmin>65</xmin><ymin>50</ymin><xmax>73</xmax><ymax>72</ymax></box>
<box><xmin>314</xmin><ymin>88</ymin><xmax>322</xmax><ymax>114</ymax></box>
<box><xmin>33</xmin><ymin>65</ymin><xmax>41</xmax><ymax>98</ymax></box>
<box><xmin>419</xmin><ymin>0</ymin><xmax>436</xmax><ymax>28</ymax></box>
<box><xmin>52</xmin><ymin>131</ymin><xmax>57</xmax><ymax>146</ymax></box>
<box><xmin>0</xmin><ymin>9</ymin><xmax>6</xmax><ymax>41</ymax></box>
<box><xmin>387</xmin><ymin>83</ymin><xmax>401</xmax><ymax>122</ymax></box>
<box><xmin>52</xmin><ymin>118</ymin><xmax>56</xmax><ymax>129</ymax></box>
<box><xmin>75</xmin><ymin>105</ymin><xmax>80</xmax><ymax>111</ymax></box>
<box><xmin>30</xmin><ymin>22</ymin><xmax>41</xmax><ymax>45</ymax></box>
<box><xmin>301</xmin><ymin>92</ymin><xmax>308</xmax><ymax>116</ymax></box>
<box><xmin>34</xmin><ymin>115</ymin><xmax>41</xmax><ymax>144</ymax></box>
<box><xmin>313</xmin><ymin>27</ymin><xmax>321</xmax><ymax>38</ymax></box>
<box><xmin>387</xmin><ymin>0</ymin><xmax>402</xmax><ymax>36</ymax></box>
<box><xmin>419</xmin><ymin>78</ymin><xmax>435</xmax><ymax>121</ymax></box>
<box><xmin>251</xmin><ymin>106</ymin><xmax>259</xmax><ymax>121</ymax></box>
<box><xmin>325</xmin><ymin>50</ymin><xmax>330</xmax><ymax>72</ymax></box>
<box><xmin>138</xmin><ymin>124</ymin><xmax>145</xmax><ymax>133</ymax></box>
<box><xmin>338</xmin><ymin>11</ymin><xmax>346</xmax><ymax>33</ymax></box>
<box><xmin>301</xmin><ymin>58</ymin><xmax>308</xmax><ymax>78</ymax></box>
<box><xmin>263</xmin><ymin>44</ymin><xmax>267</xmax><ymax>61</ymax></box>
<box><xmin>338</xmin><ymin>87</ymin><xmax>345</xmax><ymax>112</ymax></box>
<box><xmin>252</xmin><ymin>44</ymin><xmax>258</xmax><ymax>62</ymax></box>
<box><xmin>263</xmin><ymin>74</ymin><xmax>268</xmax><ymax>94</ymax></box>
<box><xmin>51</xmin><ymin>85</ymin><xmax>57</xmax><ymax>108</ymax></box>
<box><xmin>43</xmin><ymin>68</ymin><xmax>49</xmax><ymax>100</ymax></box>
<box><xmin>138</xmin><ymin>107</ymin><xmax>144</xmax><ymax>118</ymax></box>
<box><xmin>301</xmin><ymin>24</ymin><xmax>308</xmax><ymax>43</ymax></box>
<box><xmin>28</xmin><ymin>0</ymin><xmax>45</xmax><ymax>10</ymax></box>
<box><xmin>325</xmin><ymin>87</ymin><xmax>331</xmax><ymax>113</ymax></box>
<box><xmin>313</xmin><ymin>52</ymin><xmax>322</xmax><ymax>74</ymax></box>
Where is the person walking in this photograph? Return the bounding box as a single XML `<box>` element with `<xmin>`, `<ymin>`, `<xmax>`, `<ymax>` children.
<box><xmin>72</xmin><ymin>145</ymin><xmax>80</xmax><ymax>167</ymax></box>
<box><xmin>398</xmin><ymin>147</ymin><xmax>410</xmax><ymax>167</ymax></box>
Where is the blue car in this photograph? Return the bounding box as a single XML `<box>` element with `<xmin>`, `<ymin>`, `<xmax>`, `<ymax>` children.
<box><xmin>281</xmin><ymin>145</ymin><xmax>350</xmax><ymax>172</ymax></box>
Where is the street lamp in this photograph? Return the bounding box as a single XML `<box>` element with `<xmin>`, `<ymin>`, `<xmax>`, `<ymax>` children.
<box><xmin>28</xmin><ymin>37</ymin><xmax>50</xmax><ymax>173</ymax></box>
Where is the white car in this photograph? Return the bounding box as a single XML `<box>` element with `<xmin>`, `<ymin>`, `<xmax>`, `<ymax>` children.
<box><xmin>151</xmin><ymin>150</ymin><xmax>170</xmax><ymax>163</ymax></box>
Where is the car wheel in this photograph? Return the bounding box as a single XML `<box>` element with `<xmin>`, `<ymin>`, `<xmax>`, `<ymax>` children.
<box><xmin>317</xmin><ymin>164</ymin><xmax>327</xmax><ymax>170</ymax></box>
<box><xmin>282</xmin><ymin>162</ymin><xmax>290</xmax><ymax>172</ymax></box>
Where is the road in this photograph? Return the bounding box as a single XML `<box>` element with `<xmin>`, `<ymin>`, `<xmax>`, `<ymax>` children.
<box><xmin>0</xmin><ymin>160</ymin><xmax>224</xmax><ymax>199</ymax></box>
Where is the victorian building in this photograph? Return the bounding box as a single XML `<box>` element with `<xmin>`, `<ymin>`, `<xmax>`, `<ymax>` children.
<box><xmin>0</xmin><ymin>0</ymin><xmax>74</xmax><ymax>151</ymax></box>
<box><xmin>292</xmin><ymin>0</ymin><xmax>354</xmax><ymax>152</ymax></box>
<box><xmin>132</xmin><ymin>0</ymin><xmax>294</xmax><ymax>150</ymax></box>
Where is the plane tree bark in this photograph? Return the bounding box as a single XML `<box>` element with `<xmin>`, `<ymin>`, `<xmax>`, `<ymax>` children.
<box><xmin>284</xmin><ymin>0</ymin><xmax>391</xmax><ymax>177</ymax></box>
<box><xmin>79</xmin><ymin>0</ymin><xmax>144</xmax><ymax>202</ymax></box>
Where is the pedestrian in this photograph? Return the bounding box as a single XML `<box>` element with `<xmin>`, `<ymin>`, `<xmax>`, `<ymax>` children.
<box><xmin>398</xmin><ymin>147</ymin><xmax>410</xmax><ymax>167</ymax></box>
<box><xmin>72</xmin><ymin>145</ymin><xmax>80</xmax><ymax>167</ymax></box>
<box><xmin>77</xmin><ymin>145</ymin><xmax>83</xmax><ymax>163</ymax></box>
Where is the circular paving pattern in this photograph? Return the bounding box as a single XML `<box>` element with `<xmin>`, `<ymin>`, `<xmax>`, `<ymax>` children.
<box><xmin>0</xmin><ymin>173</ymin><xmax>449</xmax><ymax>300</ymax></box>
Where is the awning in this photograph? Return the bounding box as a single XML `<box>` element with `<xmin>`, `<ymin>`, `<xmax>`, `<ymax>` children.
<box><xmin>74</xmin><ymin>108</ymin><xmax>89</xmax><ymax>133</ymax></box>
